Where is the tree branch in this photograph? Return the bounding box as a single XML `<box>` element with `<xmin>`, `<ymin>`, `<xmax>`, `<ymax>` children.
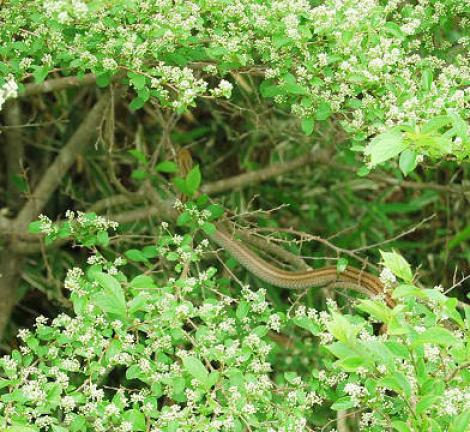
<box><xmin>201</xmin><ymin>149</ymin><xmax>330</xmax><ymax>195</ymax></box>
<box><xmin>21</xmin><ymin>73</ymin><xmax>98</xmax><ymax>98</ymax></box>
<box><xmin>13</xmin><ymin>92</ymin><xmax>112</xmax><ymax>232</ymax></box>
<box><xmin>2</xmin><ymin>100</ymin><xmax>24</xmax><ymax>210</ymax></box>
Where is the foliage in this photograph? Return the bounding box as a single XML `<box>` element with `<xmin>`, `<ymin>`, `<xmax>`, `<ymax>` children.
<box><xmin>294</xmin><ymin>251</ymin><xmax>470</xmax><ymax>431</ymax></box>
<box><xmin>1</xmin><ymin>213</ymin><xmax>469</xmax><ymax>431</ymax></box>
<box><xmin>1</xmin><ymin>214</ymin><xmax>314</xmax><ymax>431</ymax></box>
<box><xmin>0</xmin><ymin>0</ymin><xmax>468</xmax><ymax>168</ymax></box>
<box><xmin>0</xmin><ymin>1</ymin><xmax>469</xmax><ymax>431</ymax></box>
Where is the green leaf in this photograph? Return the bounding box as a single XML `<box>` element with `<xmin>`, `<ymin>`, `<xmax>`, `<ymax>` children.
<box><xmin>177</xmin><ymin>211</ymin><xmax>191</xmax><ymax>226</ymax></box>
<box><xmin>142</xmin><ymin>246</ymin><xmax>158</xmax><ymax>258</ymax></box>
<box><xmin>32</xmin><ymin>66</ymin><xmax>49</xmax><ymax>83</ymax></box>
<box><xmin>128</xmin><ymin>72</ymin><xmax>146</xmax><ymax>90</ymax></box>
<box><xmin>315</xmin><ymin>101</ymin><xmax>331</xmax><ymax>120</ymax></box>
<box><xmin>123</xmin><ymin>409</ymin><xmax>146</xmax><ymax>431</ymax></box>
<box><xmin>236</xmin><ymin>301</ymin><xmax>250</xmax><ymax>320</ymax></box>
<box><xmin>326</xmin><ymin>341</ymin><xmax>357</xmax><ymax>360</ymax></box>
<box><xmin>6</xmin><ymin>427</ymin><xmax>39</xmax><ymax>432</ymax></box>
<box><xmin>326</xmin><ymin>312</ymin><xmax>358</xmax><ymax>343</ymax></box>
<box><xmin>156</xmin><ymin>160</ymin><xmax>178</xmax><ymax>173</ymax></box>
<box><xmin>357</xmin><ymin>166</ymin><xmax>370</xmax><ymax>177</ymax></box>
<box><xmin>131</xmin><ymin>168</ymin><xmax>147</xmax><ymax>181</ymax></box>
<box><xmin>129</xmin><ymin>96</ymin><xmax>146</xmax><ymax>111</ymax></box>
<box><xmin>128</xmin><ymin>149</ymin><xmax>147</xmax><ymax>164</ymax></box>
<box><xmin>205</xmin><ymin>371</ymin><xmax>219</xmax><ymax>390</ymax></box>
<box><xmin>46</xmin><ymin>383</ymin><xmax>62</xmax><ymax>407</ymax></box>
<box><xmin>28</xmin><ymin>220</ymin><xmax>43</xmax><ymax>234</ymax></box>
<box><xmin>130</xmin><ymin>275</ymin><xmax>156</xmax><ymax>289</ymax></box>
<box><xmin>357</xmin><ymin>300</ymin><xmax>392</xmax><ymax>323</ymax></box>
<box><xmin>380</xmin><ymin>372</ymin><xmax>411</xmax><ymax>397</ymax></box>
<box><xmin>96</xmin><ymin>72</ymin><xmax>112</xmax><ymax>88</ymax></box>
<box><xmin>421</xmin><ymin>69</ymin><xmax>433</xmax><ymax>91</ymax></box>
<box><xmin>421</xmin><ymin>115</ymin><xmax>452</xmax><ymax>134</ymax></box>
<box><xmin>201</xmin><ymin>222</ymin><xmax>216</xmax><ymax>235</ymax></box>
<box><xmin>384</xmin><ymin>22</ymin><xmax>405</xmax><ymax>39</ymax></box>
<box><xmin>364</xmin><ymin>128</ymin><xmax>406</xmax><ymax>167</ymax></box>
<box><xmin>186</xmin><ymin>165</ymin><xmax>201</xmax><ymax>195</ymax></box>
<box><xmin>301</xmin><ymin>117</ymin><xmax>314</xmax><ymax>135</ymax></box>
<box><xmin>337</xmin><ymin>258</ymin><xmax>348</xmax><ymax>273</ymax></box>
<box><xmin>96</xmin><ymin>230</ymin><xmax>109</xmax><ymax>246</ymax></box>
<box><xmin>380</xmin><ymin>250</ymin><xmax>413</xmax><ymax>283</ymax></box>
<box><xmin>182</xmin><ymin>356</ymin><xmax>208</xmax><ymax>382</ymax></box>
<box><xmin>94</xmin><ymin>272</ymin><xmax>127</xmax><ymax>318</ymax></box>
<box><xmin>331</xmin><ymin>396</ymin><xmax>355</xmax><ymax>411</ymax></box>
<box><xmin>11</xmin><ymin>175</ymin><xmax>28</xmax><ymax>193</ymax></box>
<box><xmin>449</xmin><ymin>224</ymin><xmax>470</xmax><ymax>250</ymax></box>
<box><xmin>384</xmin><ymin>341</ymin><xmax>409</xmax><ymax>359</ymax></box>
<box><xmin>283</xmin><ymin>73</ymin><xmax>307</xmax><ymax>95</ymax></box>
<box><xmin>399</xmin><ymin>149</ymin><xmax>417</xmax><ymax>177</ymax></box>
<box><xmin>173</xmin><ymin>177</ymin><xmax>190</xmax><ymax>195</ymax></box>
<box><xmin>293</xmin><ymin>316</ymin><xmax>321</xmax><ymax>336</ymax></box>
<box><xmin>126</xmin><ymin>364</ymin><xmax>143</xmax><ymax>380</ymax></box>
<box><xmin>207</xmin><ymin>204</ymin><xmax>224</xmax><ymax>220</ymax></box>
<box><xmin>125</xmin><ymin>249</ymin><xmax>149</xmax><ymax>263</ymax></box>
<box><xmin>336</xmin><ymin>356</ymin><xmax>367</xmax><ymax>372</ymax></box>
<box><xmin>392</xmin><ymin>421</ymin><xmax>411</xmax><ymax>432</ymax></box>
<box><xmin>412</xmin><ymin>327</ymin><xmax>459</xmax><ymax>347</ymax></box>
<box><xmin>450</xmin><ymin>409</ymin><xmax>470</xmax><ymax>432</ymax></box>
<box><xmin>416</xmin><ymin>395</ymin><xmax>440</xmax><ymax>415</ymax></box>
<box><xmin>259</xmin><ymin>80</ymin><xmax>281</xmax><ymax>98</ymax></box>
<box><xmin>392</xmin><ymin>284</ymin><xmax>425</xmax><ymax>299</ymax></box>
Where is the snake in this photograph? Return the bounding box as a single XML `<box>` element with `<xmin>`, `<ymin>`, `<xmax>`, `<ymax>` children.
<box><xmin>176</xmin><ymin>148</ymin><xmax>391</xmax><ymax>305</ymax></box>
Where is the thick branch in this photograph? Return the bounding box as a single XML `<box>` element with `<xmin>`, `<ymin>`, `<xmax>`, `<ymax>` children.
<box><xmin>13</xmin><ymin>92</ymin><xmax>112</xmax><ymax>231</ymax></box>
<box><xmin>3</xmin><ymin>100</ymin><xmax>24</xmax><ymax>209</ymax></box>
<box><xmin>201</xmin><ymin>150</ymin><xmax>330</xmax><ymax>195</ymax></box>
<box><xmin>21</xmin><ymin>73</ymin><xmax>98</xmax><ymax>97</ymax></box>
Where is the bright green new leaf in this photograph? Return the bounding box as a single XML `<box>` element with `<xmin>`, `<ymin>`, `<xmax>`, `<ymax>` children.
<box><xmin>364</xmin><ymin>128</ymin><xmax>406</xmax><ymax>167</ymax></box>
<box><xmin>293</xmin><ymin>316</ymin><xmax>321</xmax><ymax>336</ymax></box>
<box><xmin>331</xmin><ymin>397</ymin><xmax>355</xmax><ymax>411</ymax></box>
<box><xmin>392</xmin><ymin>284</ymin><xmax>425</xmax><ymax>299</ymax></box>
<box><xmin>326</xmin><ymin>312</ymin><xmax>359</xmax><ymax>343</ymax></box>
<box><xmin>182</xmin><ymin>356</ymin><xmax>208</xmax><ymax>383</ymax></box>
<box><xmin>449</xmin><ymin>409</ymin><xmax>470</xmax><ymax>432</ymax></box>
<box><xmin>186</xmin><ymin>165</ymin><xmax>201</xmax><ymax>195</ymax></box>
<box><xmin>130</xmin><ymin>275</ymin><xmax>156</xmax><ymax>289</ymax></box>
<box><xmin>301</xmin><ymin>117</ymin><xmax>314</xmax><ymax>135</ymax></box>
<box><xmin>28</xmin><ymin>220</ymin><xmax>43</xmax><ymax>234</ymax></box>
<box><xmin>399</xmin><ymin>149</ymin><xmax>417</xmax><ymax>177</ymax></box>
<box><xmin>412</xmin><ymin>327</ymin><xmax>459</xmax><ymax>348</ymax></box>
<box><xmin>392</xmin><ymin>421</ymin><xmax>412</xmax><ymax>432</ymax></box>
<box><xmin>336</xmin><ymin>257</ymin><xmax>348</xmax><ymax>273</ymax></box>
<box><xmin>155</xmin><ymin>160</ymin><xmax>179</xmax><ymax>173</ymax></box>
<box><xmin>380</xmin><ymin>250</ymin><xmax>413</xmax><ymax>283</ymax></box>
<box><xmin>123</xmin><ymin>409</ymin><xmax>146</xmax><ymax>431</ymax></box>
<box><xmin>94</xmin><ymin>272</ymin><xmax>127</xmax><ymax>318</ymax></box>
<box><xmin>128</xmin><ymin>72</ymin><xmax>146</xmax><ymax>90</ymax></box>
<box><xmin>357</xmin><ymin>300</ymin><xmax>392</xmax><ymax>323</ymax></box>
<box><xmin>125</xmin><ymin>249</ymin><xmax>149</xmax><ymax>263</ymax></box>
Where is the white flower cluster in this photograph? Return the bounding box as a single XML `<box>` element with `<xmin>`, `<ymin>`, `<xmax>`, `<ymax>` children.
<box><xmin>210</xmin><ymin>79</ymin><xmax>233</xmax><ymax>99</ymax></box>
<box><xmin>0</xmin><ymin>78</ymin><xmax>18</xmax><ymax>111</ymax></box>
<box><xmin>379</xmin><ymin>267</ymin><xmax>397</xmax><ymax>288</ymax></box>
<box><xmin>65</xmin><ymin>210</ymin><xmax>119</xmax><ymax>231</ymax></box>
<box><xmin>38</xmin><ymin>214</ymin><xmax>59</xmax><ymax>236</ymax></box>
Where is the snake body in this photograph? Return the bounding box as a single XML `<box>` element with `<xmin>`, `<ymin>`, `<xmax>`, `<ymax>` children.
<box><xmin>176</xmin><ymin>148</ymin><xmax>390</xmax><ymax>305</ymax></box>
<box><xmin>209</xmin><ymin>227</ymin><xmax>392</xmax><ymax>305</ymax></box>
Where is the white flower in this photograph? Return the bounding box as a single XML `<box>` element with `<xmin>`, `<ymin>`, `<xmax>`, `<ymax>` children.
<box><xmin>102</xmin><ymin>58</ymin><xmax>118</xmax><ymax>71</ymax></box>
<box><xmin>379</xmin><ymin>267</ymin><xmax>396</xmax><ymax>287</ymax></box>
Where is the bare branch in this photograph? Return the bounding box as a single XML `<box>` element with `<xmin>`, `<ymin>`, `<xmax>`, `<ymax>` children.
<box><xmin>201</xmin><ymin>149</ymin><xmax>330</xmax><ymax>195</ymax></box>
<box><xmin>14</xmin><ymin>92</ymin><xmax>112</xmax><ymax>231</ymax></box>
<box><xmin>21</xmin><ymin>73</ymin><xmax>98</xmax><ymax>98</ymax></box>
